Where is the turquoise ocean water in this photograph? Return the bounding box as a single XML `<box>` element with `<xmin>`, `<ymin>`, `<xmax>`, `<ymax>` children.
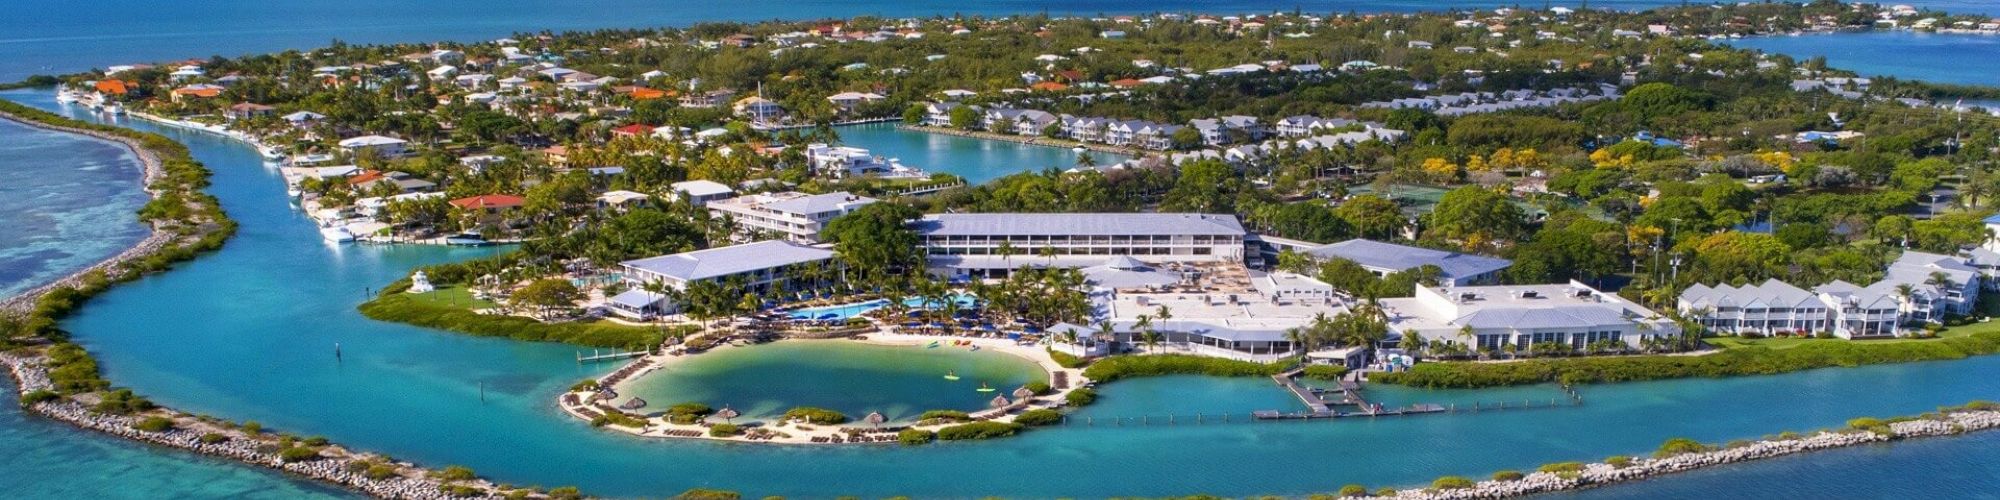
<box><xmin>1728</xmin><ymin>31</ymin><xmax>2000</xmax><ymax>88</ymax></box>
<box><xmin>2</xmin><ymin>83</ymin><xmax>1996</xmax><ymax>499</ymax></box>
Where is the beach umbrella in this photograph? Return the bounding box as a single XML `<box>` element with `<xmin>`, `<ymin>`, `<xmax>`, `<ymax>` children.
<box><xmin>989</xmin><ymin>395</ymin><xmax>1011</xmax><ymax>408</ymax></box>
<box><xmin>864</xmin><ymin>411</ymin><xmax>886</xmax><ymax>428</ymax></box>
<box><xmin>1012</xmin><ymin>386</ymin><xmax>1035</xmax><ymax>400</ymax></box>
<box><xmin>716</xmin><ymin>406</ymin><xmax>739</xmax><ymax>423</ymax></box>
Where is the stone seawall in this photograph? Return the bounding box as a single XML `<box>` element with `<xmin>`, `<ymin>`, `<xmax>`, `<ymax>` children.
<box><xmin>1377</xmin><ymin>408</ymin><xmax>2000</xmax><ymax>499</ymax></box>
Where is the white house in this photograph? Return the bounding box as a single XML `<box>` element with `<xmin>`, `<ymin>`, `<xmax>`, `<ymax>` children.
<box><xmin>611</xmin><ymin>240</ymin><xmax>836</xmax><ymax>318</ymax></box>
<box><xmin>1385</xmin><ymin>281</ymin><xmax>1680</xmax><ymax>354</ymax></box>
<box><xmin>337</xmin><ymin>135</ymin><xmax>409</xmax><ymax>157</ymax></box>
<box><xmin>705</xmin><ymin>191</ymin><xmax>877</xmax><ymax>243</ymax></box>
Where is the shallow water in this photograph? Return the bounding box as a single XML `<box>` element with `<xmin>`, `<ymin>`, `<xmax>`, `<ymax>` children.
<box><xmin>621</xmin><ymin>340</ymin><xmax>1045</xmax><ymax>421</ymax></box>
<box><xmin>6</xmin><ymin>86</ymin><xmax>2000</xmax><ymax>497</ymax></box>
<box><xmin>0</xmin><ymin>117</ymin><xmax>149</xmax><ymax>298</ymax></box>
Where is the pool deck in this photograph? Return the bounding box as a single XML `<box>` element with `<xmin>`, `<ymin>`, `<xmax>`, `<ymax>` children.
<box><xmin>558</xmin><ymin>328</ymin><xmax>1091</xmax><ymax>445</ymax></box>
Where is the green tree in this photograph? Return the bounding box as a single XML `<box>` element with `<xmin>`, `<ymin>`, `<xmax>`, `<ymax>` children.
<box><xmin>1425</xmin><ymin>187</ymin><xmax>1525</xmax><ymax>251</ymax></box>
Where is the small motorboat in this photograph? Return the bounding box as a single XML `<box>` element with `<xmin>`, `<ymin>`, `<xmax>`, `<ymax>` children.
<box><xmin>943</xmin><ymin>371</ymin><xmax>960</xmax><ymax>381</ymax></box>
<box><xmin>319</xmin><ymin>226</ymin><xmax>355</xmax><ymax>243</ymax></box>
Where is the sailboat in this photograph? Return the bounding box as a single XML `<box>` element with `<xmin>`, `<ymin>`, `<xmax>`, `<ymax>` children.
<box><xmin>975</xmin><ymin>382</ymin><xmax>995</xmax><ymax>393</ymax></box>
<box><xmin>943</xmin><ymin>370</ymin><xmax>960</xmax><ymax>381</ymax></box>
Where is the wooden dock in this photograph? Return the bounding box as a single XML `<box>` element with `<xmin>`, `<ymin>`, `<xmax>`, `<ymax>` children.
<box><xmin>576</xmin><ymin>350</ymin><xmax>644</xmax><ymax>362</ymax></box>
<box><xmin>1271</xmin><ymin>368</ymin><xmax>1331</xmax><ymax>413</ymax></box>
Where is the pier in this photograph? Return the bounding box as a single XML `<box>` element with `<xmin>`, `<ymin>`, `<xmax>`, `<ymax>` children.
<box><xmin>1248</xmin><ymin>368</ymin><xmax>1583</xmax><ymax>421</ymax></box>
<box><xmin>576</xmin><ymin>349</ymin><xmax>646</xmax><ymax>363</ymax></box>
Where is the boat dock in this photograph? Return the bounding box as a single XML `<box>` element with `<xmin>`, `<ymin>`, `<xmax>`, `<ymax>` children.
<box><xmin>576</xmin><ymin>349</ymin><xmax>646</xmax><ymax>363</ymax></box>
<box><xmin>1251</xmin><ymin>368</ymin><xmax>1581</xmax><ymax>421</ymax></box>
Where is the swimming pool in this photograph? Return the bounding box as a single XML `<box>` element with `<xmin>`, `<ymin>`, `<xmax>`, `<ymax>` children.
<box><xmin>787</xmin><ymin>294</ymin><xmax>978</xmax><ymax>320</ymax></box>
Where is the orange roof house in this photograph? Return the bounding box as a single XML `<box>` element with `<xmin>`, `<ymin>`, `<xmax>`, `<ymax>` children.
<box><xmin>93</xmin><ymin>80</ymin><xmax>130</xmax><ymax>95</ymax></box>
<box><xmin>1030</xmin><ymin>81</ymin><xmax>1070</xmax><ymax>92</ymax></box>
<box><xmin>449</xmin><ymin>194</ymin><xmax>526</xmax><ymax>211</ymax></box>
<box><xmin>611</xmin><ymin>124</ymin><xmax>653</xmax><ymax>137</ymax></box>
<box><xmin>628</xmin><ymin>87</ymin><xmax>667</xmax><ymax>100</ymax></box>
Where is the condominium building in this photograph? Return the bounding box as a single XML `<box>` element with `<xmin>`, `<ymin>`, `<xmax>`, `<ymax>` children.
<box><xmin>1676</xmin><ymin>279</ymin><xmax>1831</xmax><ymax>335</ymax></box>
<box><xmin>1678</xmin><ymin>250</ymin><xmax>1984</xmax><ymax>338</ymax></box>
<box><xmin>706</xmin><ymin>191</ymin><xmax>876</xmax><ymax>243</ymax></box>
<box><xmin>913</xmin><ymin>213</ymin><xmax>1248</xmax><ymax>278</ymax></box>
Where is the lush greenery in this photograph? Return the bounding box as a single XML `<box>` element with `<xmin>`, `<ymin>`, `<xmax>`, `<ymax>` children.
<box><xmin>707</xmin><ymin>423</ymin><xmax>742</xmax><ymax>437</ymax></box>
<box><xmin>935</xmin><ymin>421</ymin><xmax>1023</xmax><ymax>441</ymax></box>
<box><xmin>1064</xmin><ymin>387</ymin><xmax>1097</xmax><ymax>406</ymax></box>
<box><xmin>132</xmin><ymin>416</ymin><xmax>174</xmax><ymax>432</ymax></box>
<box><xmin>781</xmin><ymin>406</ymin><xmax>848</xmax><ymax>425</ymax></box>
<box><xmin>1299</xmin><ymin>365</ymin><xmax>1350</xmax><ymax>380</ymax></box>
<box><xmin>1013</xmin><ymin>409</ymin><xmax>1063</xmax><ymax>426</ymax></box>
<box><xmin>1430</xmin><ymin>476</ymin><xmax>1475</xmax><ymax>490</ymax></box>
<box><xmin>358</xmin><ymin>290</ymin><xmax>673</xmax><ymax>349</ymax></box>
<box><xmin>1081</xmin><ymin>354</ymin><xmax>1292</xmax><ymax>382</ymax></box>
<box><xmin>896</xmin><ymin>428</ymin><xmax>936</xmax><ymax>445</ymax></box>
<box><xmin>1375</xmin><ymin>330</ymin><xmax>2000</xmax><ymax>388</ymax></box>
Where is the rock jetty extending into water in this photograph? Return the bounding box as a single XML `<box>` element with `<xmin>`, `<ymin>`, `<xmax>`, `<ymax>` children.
<box><xmin>1375</xmin><ymin>406</ymin><xmax>2000</xmax><ymax>499</ymax></box>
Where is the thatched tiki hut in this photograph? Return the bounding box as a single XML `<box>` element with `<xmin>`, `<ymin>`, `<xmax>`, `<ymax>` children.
<box><xmin>619</xmin><ymin>397</ymin><xmax>649</xmax><ymax>411</ymax></box>
<box><xmin>864</xmin><ymin>411</ymin><xmax>886</xmax><ymax>428</ymax></box>
<box><xmin>715</xmin><ymin>406</ymin><xmax>740</xmax><ymax>423</ymax></box>
<box><xmin>989</xmin><ymin>395</ymin><xmax>1011</xmax><ymax>408</ymax></box>
<box><xmin>1012</xmin><ymin>386</ymin><xmax>1035</xmax><ymax>401</ymax></box>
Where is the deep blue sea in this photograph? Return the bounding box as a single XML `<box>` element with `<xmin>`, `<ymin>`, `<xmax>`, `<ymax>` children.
<box><xmin>3</xmin><ymin>0</ymin><xmax>1998</xmax><ymax>83</ymax></box>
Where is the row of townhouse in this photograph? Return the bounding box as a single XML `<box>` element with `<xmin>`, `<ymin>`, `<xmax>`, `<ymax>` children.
<box><xmin>1357</xmin><ymin>85</ymin><xmax>1620</xmax><ymax>117</ymax></box>
<box><xmin>922</xmin><ymin>103</ymin><xmax>1271</xmax><ymax>150</ymax></box>
<box><xmin>1678</xmin><ymin>250</ymin><xmax>1988</xmax><ymax>338</ymax></box>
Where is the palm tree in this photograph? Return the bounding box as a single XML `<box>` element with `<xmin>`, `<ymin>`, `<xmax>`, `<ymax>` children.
<box><xmin>996</xmin><ymin>241</ymin><xmax>1019</xmax><ymax>268</ymax></box>
<box><xmin>1456</xmin><ymin>325</ymin><xmax>1477</xmax><ymax>360</ymax></box>
<box><xmin>1133</xmin><ymin>314</ymin><xmax>1154</xmax><ymax>353</ymax></box>
<box><xmin>1402</xmin><ymin>329</ymin><xmax>1425</xmax><ymax>358</ymax></box>
<box><xmin>1894</xmin><ymin>283</ymin><xmax>1918</xmax><ymax>321</ymax></box>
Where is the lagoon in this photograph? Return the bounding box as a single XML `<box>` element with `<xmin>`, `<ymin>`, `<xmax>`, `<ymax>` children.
<box><xmin>836</xmin><ymin>123</ymin><xmax>1128</xmax><ymax>184</ymax></box>
<box><xmin>621</xmin><ymin>341</ymin><xmax>1044</xmax><ymax>421</ymax></box>
<box><xmin>7</xmin><ymin>85</ymin><xmax>2000</xmax><ymax>497</ymax></box>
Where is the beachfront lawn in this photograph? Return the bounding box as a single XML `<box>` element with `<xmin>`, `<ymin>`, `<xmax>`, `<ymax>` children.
<box><xmin>398</xmin><ymin>285</ymin><xmax>498</xmax><ymax>310</ymax></box>
<box><xmin>1706</xmin><ymin>320</ymin><xmax>1988</xmax><ymax>351</ymax></box>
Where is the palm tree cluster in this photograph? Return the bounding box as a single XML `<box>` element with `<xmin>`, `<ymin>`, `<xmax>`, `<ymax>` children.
<box><xmin>1283</xmin><ymin>303</ymin><xmax>1389</xmax><ymax>354</ymax></box>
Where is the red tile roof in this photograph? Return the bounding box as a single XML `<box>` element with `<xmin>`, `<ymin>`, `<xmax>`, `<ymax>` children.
<box><xmin>449</xmin><ymin>194</ymin><xmax>525</xmax><ymax>210</ymax></box>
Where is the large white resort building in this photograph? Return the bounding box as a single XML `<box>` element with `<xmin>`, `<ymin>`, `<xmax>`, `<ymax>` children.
<box><xmin>1677</xmin><ymin>250</ymin><xmax>1986</xmax><ymax>338</ymax></box>
<box><xmin>607</xmin><ymin>240</ymin><xmax>835</xmax><ymax>319</ymax></box>
<box><xmin>1382</xmin><ymin>281</ymin><xmax>1681</xmax><ymax>352</ymax></box>
<box><xmin>705</xmin><ymin>191</ymin><xmax>876</xmax><ymax>243</ymax></box>
<box><xmin>1298</xmin><ymin>239</ymin><xmax>1512</xmax><ymax>286</ymax></box>
<box><xmin>914</xmin><ymin>213</ymin><xmax>1250</xmax><ymax>279</ymax></box>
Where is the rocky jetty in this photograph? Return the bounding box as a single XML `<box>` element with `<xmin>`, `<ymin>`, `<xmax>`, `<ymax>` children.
<box><xmin>1377</xmin><ymin>407</ymin><xmax>2000</xmax><ymax>499</ymax></box>
<box><xmin>2</xmin><ymin>352</ymin><xmax>527</xmax><ymax>499</ymax></box>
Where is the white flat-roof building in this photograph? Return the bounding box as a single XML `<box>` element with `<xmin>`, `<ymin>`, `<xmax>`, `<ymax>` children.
<box><xmin>1088</xmin><ymin>289</ymin><xmax>1347</xmax><ymax>363</ymax></box>
<box><xmin>706</xmin><ymin>191</ymin><xmax>876</xmax><ymax>243</ymax></box>
<box><xmin>1383</xmin><ymin>281</ymin><xmax>1679</xmax><ymax>354</ymax></box>
<box><xmin>913</xmin><ymin>213</ymin><xmax>1248</xmax><ymax>278</ymax></box>
<box><xmin>612</xmin><ymin>240</ymin><xmax>836</xmax><ymax>318</ymax></box>
<box><xmin>1301</xmin><ymin>239</ymin><xmax>1511</xmax><ymax>286</ymax></box>
<box><xmin>668</xmin><ymin>180</ymin><xmax>735</xmax><ymax>206</ymax></box>
<box><xmin>337</xmin><ymin>135</ymin><xmax>409</xmax><ymax>157</ymax></box>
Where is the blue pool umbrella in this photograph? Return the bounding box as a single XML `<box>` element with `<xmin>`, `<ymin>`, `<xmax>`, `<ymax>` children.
<box><xmin>819</xmin><ymin>313</ymin><xmax>838</xmax><ymax>320</ymax></box>
<box><xmin>1007</xmin><ymin>333</ymin><xmax>1021</xmax><ymax>341</ymax></box>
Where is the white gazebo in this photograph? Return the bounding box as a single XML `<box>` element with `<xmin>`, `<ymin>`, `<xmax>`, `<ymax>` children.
<box><xmin>407</xmin><ymin>270</ymin><xmax>436</xmax><ymax>293</ymax></box>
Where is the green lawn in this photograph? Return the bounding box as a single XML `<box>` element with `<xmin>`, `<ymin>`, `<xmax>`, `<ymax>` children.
<box><xmin>1707</xmin><ymin>317</ymin><xmax>1996</xmax><ymax>351</ymax></box>
<box><xmin>399</xmin><ymin>285</ymin><xmax>498</xmax><ymax>310</ymax></box>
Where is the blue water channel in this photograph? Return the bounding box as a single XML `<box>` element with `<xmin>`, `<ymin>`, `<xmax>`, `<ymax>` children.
<box><xmin>1728</xmin><ymin>31</ymin><xmax>2000</xmax><ymax>88</ymax></box>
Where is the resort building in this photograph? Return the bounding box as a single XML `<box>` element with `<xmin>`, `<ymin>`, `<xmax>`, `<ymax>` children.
<box><xmin>611</xmin><ymin>240</ymin><xmax>837</xmax><ymax>318</ymax></box>
<box><xmin>913</xmin><ymin>213</ymin><xmax>1249</xmax><ymax>279</ymax></box>
<box><xmin>1079</xmin><ymin>276</ymin><xmax>1347</xmax><ymax>363</ymax></box>
<box><xmin>705</xmin><ymin>191</ymin><xmax>877</xmax><ymax>243</ymax></box>
<box><xmin>1300</xmin><ymin>239</ymin><xmax>1511</xmax><ymax>286</ymax></box>
<box><xmin>1381</xmin><ymin>281</ymin><xmax>1679</xmax><ymax>353</ymax></box>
